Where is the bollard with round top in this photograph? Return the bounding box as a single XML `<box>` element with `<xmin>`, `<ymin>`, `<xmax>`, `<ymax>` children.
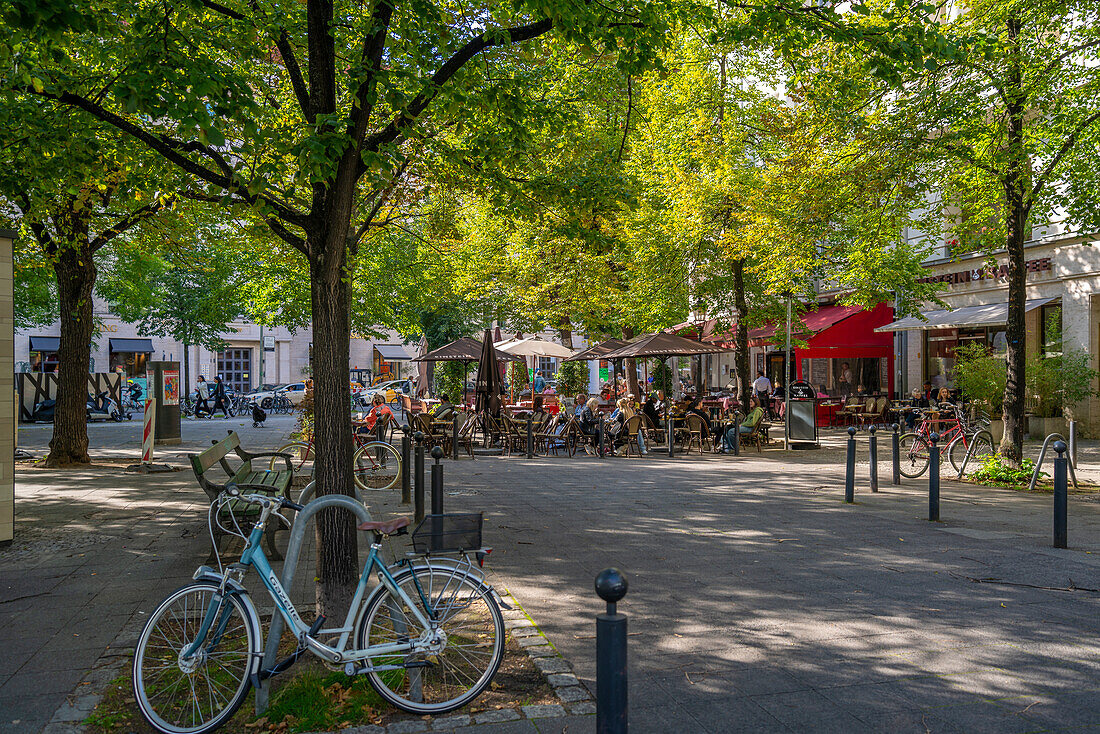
<box><xmin>595</xmin><ymin>568</ymin><xmax>628</xmax><ymax>734</ymax></box>
<box><xmin>527</xmin><ymin>414</ymin><xmax>534</xmax><ymax>459</ymax></box>
<box><xmin>430</xmin><ymin>446</ymin><xmax>445</xmax><ymax>551</ymax></box>
<box><xmin>413</xmin><ymin>431</ymin><xmax>426</xmax><ymax>524</ymax></box>
<box><xmin>1054</xmin><ymin>440</ymin><xmax>1068</xmax><ymax>548</ymax></box>
<box><xmin>891</xmin><ymin>423</ymin><xmax>901</xmax><ymax>485</ymax></box>
<box><xmin>400</xmin><ymin>424</ymin><xmax>412</xmax><ymax>505</ymax></box>
<box><xmin>844</xmin><ymin>426</ymin><xmax>856</xmax><ymax>503</ymax></box>
<box><xmin>928</xmin><ymin>432</ymin><xmax>940</xmax><ymax>521</ymax></box>
<box><xmin>869</xmin><ymin>425</ymin><xmax>879</xmax><ymax>493</ymax></box>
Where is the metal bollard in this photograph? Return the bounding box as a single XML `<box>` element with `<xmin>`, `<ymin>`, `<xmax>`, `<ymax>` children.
<box><xmin>667</xmin><ymin>415</ymin><xmax>674</xmax><ymax>458</ymax></box>
<box><xmin>1054</xmin><ymin>440</ymin><xmax>1068</xmax><ymax>549</ymax></box>
<box><xmin>599</xmin><ymin>414</ymin><xmax>606</xmax><ymax>459</ymax></box>
<box><xmin>452</xmin><ymin>414</ymin><xmax>459</xmax><ymax>461</ymax></box>
<box><xmin>1069</xmin><ymin>421</ymin><xmax>1078</xmax><ymax>468</ymax></box>
<box><xmin>891</xmin><ymin>423</ymin><xmax>901</xmax><ymax>485</ymax></box>
<box><xmin>400</xmin><ymin>427</ymin><xmax>411</xmax><ymax>505</ymax></box>
<box><xmin>414</xmin><ymin>431</ymin><xmax>425</xmax><ymax>524</ymax></box>
<box><xmin>844</xmin><ymin>426</ymin><xmax>856</xmax><ymax>503</ymax></box>
<box><xmin>869</xmin><ymin>425</ymin><xmax>879</xmax><ymax>493</ymax></box>
<box><xmin>928</xmin><ymin>432</ymin><xmax>940</xmax><ymax>522</ymax></box>
<box><xmin>595</xmin><ymin>568</ymin><xmax>628</xmax><ymax>734</ymax></box>
<box><xmin>732</xmin><ymin>413</ymin><xmax>740</xmax><ymax>456</ymax></box>
<box><xmin>527</xmin><ymin>414</ymin><xmax>534</xmax><ymax>459</ymax></box>
<box><xmin>431</xmin><ymin>446</ymin><xmax>444</xmax><ymax>551</ymax></box>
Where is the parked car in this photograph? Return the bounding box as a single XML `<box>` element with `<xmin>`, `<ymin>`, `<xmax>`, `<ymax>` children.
<box><xmin>248</xmin><ymin>381</ymin><xmax>308</xmax><ymax>408</ymax></box>
<box><xmin>366</xmin><ymin>379</ymin><xmax>411</xmax><ymax>406</ymax></box>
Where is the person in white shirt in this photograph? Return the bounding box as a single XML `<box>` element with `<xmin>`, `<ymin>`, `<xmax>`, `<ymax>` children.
<box><xmin>752</xmin><ymin>371</ymin><xmax>771</xmax><ymax>403</ymax></box>
<box><xmin>195</xmin><ymin>376</ymin><xmax>211</xmax><ymax>418</ymax></box>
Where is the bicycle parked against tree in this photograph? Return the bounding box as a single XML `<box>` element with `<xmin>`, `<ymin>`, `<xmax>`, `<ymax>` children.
<box><xmin>131</xmin><ymin>487</ymin><xmax>504</xmax><ymax>733</ymax></box>
<box><xmin>898</xmin><ymin>405</ymin><xmax>994</xmax><ymax>478</ymax></box>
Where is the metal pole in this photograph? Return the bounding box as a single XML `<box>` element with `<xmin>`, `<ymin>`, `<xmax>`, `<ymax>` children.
<box><xmin>928</xmin><ymin>432</ymin><xmax>940</xmax><ymax>522</ymax></box>
<box><xmin>784</xmin><ymin>294</ymin><xmax>792</xmax><ymax>451</ymax></box>
<box><xmin>595</xmin><ymin>569</ymin><xmax>628</xmax><ymax>734</ymax></box>
<box><xmin>732</xmin><ymin>412</ymin><xmax>740</xmax><ymax>456</ymax></box>
<box><xmin>666</xmin><ymin>400</ymin><xmax>674</xmax><ymax>458</ymax></box>
<box><xmin>413</xmin><ymin>431</ymin><xmax>425</xmax><ymax>524</ymax></box>
<box><xmin>869</xmin><ymin>425</ymin><xmax>878</xmax><ymax>493</ymax></box>
<box><xmin>1054</xmin><ymin>440</ymin><xmax>1068</xmax><ymax>549</ymax></box>
<box><xmin>844</xmin><ymin>426</ymin><xmax>855</xmax><ymax>503</ymax></box>
<box><xmin>527</xmin><ymin>414</ymin><xmax>534</xmax><ymax>459</ymax></box>
<box><xmin>400</xmin><ymin>428</ymin><xmax>411</xmax><ymax>505</ymax></box>
<box><xmin>431</xmin><ymin>446</ymin><xmax>444</xmax><ymax>552</ymax></box>
<box><xmin>599</xmin><ymin>412</ymin><xmax>606</xmax><ymax>459</ymax></box>
<box><xmin>891</xmin><ymin>423</ymin><xmax>901</xmax><ymax>485</ymax></box>
<box><xmin>452</xmin><ymin>414</ymin><xmax>459</xmax><ymax>460</ymax></box>
<box><xmin>1069</xmin><ymin>421</ymin><xmax>1078</xmax><ymax>467</ymax></box>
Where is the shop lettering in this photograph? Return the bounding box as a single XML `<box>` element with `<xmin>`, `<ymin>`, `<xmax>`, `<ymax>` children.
<box><xmin>919</xmin><ymin>257</ymin><xmax>1051</xmax><ymax>286</ymax></box>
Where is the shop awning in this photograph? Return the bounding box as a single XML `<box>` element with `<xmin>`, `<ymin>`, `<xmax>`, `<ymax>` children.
<box><xmin>748</xmin><ymin>305</ymin><xmax>866</xmax><ymax>347</ymax></box>
<box><xmin>875</xmin><ymin>298</ymin><xmax>1057</xmax><ymax>332</ymax></box>
<box><xmin>30</xmin><ymin>336</ymin><xmax>60</xmax><ymax>352</ymax></box>
<box><xmin>109</xmin><ymin>338</ymin><xmax>155</xmax><ymax>353</ymax></box>
<box><xmin>374</xmin><ymin>344</ymin><xmax>414</xmax><ymax>361</ymax></box>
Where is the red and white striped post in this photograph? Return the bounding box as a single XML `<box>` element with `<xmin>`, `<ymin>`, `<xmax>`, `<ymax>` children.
<box><xmin>142</xmin><ymin>398</ymin><xmax>156</xmax><ymax>463</ymax></box>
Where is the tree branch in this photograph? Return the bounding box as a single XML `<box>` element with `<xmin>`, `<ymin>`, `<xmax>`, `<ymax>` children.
<box><xmin>277</xmin><ymin>30</ymin><xmax>313</xmax><ymax>122</ymax></box>
<box><xmin>180</xmin><ymin>189</ymin><xmax>308</xmax><ymax>254</ymax></box>
<box><xmin>348</xmin><ymin>0</ymin><xmax>396</xmax><ymax>141</ymax></box>
<box><xmin>1028</xmin><ymin>110</ymin><xmax>1100</xmax><ymax>215</ymax></box>
<box><xmin>90</xmin><ymin>195</ymin><xmax>176</xmax><ymax>251</ymax></box>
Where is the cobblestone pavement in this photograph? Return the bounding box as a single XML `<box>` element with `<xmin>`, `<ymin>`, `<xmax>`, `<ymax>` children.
<box><xmin>8</xmin><ymin>418</ymin><xmax>1100</xmax><ymax>732</ymax></box>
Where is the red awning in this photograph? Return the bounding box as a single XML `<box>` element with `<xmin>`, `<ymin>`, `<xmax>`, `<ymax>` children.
<box><xmin>748</xmin><ymin>305</ymin><xmax>865</xmax><ymax>347</ymax></box>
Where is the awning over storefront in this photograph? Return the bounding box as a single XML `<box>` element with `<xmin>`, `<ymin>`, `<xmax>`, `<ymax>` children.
<box><xmin>748</xmin><ymin>304</ymin><xmax>866</xmax><ymax>347</ymax></box>
<box><xmin>374</xmin><ymin>344</ymin><xmax>414</xmax><ymax>361</ymax></box>
<box><xmin>109</xmin><ymin>338</ymin><xmax>155</xmax><ymax>353</ymax></box>
<box><xmin>875</xmin><ymin>297</ymin><xmax>1058</xmax><ymax>332</ymax></box>
<box><xmin>29</xmin><ymin>336</ymin><xmax>60</xmax><ymax>352</ymax></box>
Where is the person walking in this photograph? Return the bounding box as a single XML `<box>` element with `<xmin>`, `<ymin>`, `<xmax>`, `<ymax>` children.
<box><xmin>752</xmin><ymin>371</ymin><xmax>772</xmax><ymax>416</ymax></box>
<box><xmin>531</xmin><ymin>369</ymin><xmax>546</xmax><ymax>395</ymax></box>
<box><xmin>195</xmin><ymin>375</ymin><xmax>211</xmax><ymax>418</ymax></box>
<box><xmin>212</xmin><ymin>375</ymin><xmax>233</xmax><ymax>419</ymax></box>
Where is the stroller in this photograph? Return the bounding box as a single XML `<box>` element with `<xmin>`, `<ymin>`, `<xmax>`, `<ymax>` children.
<box><xmin>250</xmin><ymin>401</ymin><xmax>267</xmax><ymax>428</ymax></box>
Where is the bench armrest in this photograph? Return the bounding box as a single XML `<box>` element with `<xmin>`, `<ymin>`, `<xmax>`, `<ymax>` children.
<box><xmin>238</xmin><ymin>450</ymin><xmax>293</xmax><ymax>472</ymax></box>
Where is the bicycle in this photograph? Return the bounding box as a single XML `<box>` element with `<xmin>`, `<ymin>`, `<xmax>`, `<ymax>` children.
<box><xmin>272</xmin><ymin>425</ymin><xmax>402</xmax><ymax>492</ymax></box>
<box><xmin>131</xmin><ymin>489</ymin><xmax>504</xmax><ymax>733</ymax></box>
<box><xmin>272</xmin><ymin>393</ymin><xmax>293</xmax><ymax>414</ymax></box>
<box><xmin>897</xmin><ymin>405</ymin><xmax>994</xmax><ymax>478</ymax></box>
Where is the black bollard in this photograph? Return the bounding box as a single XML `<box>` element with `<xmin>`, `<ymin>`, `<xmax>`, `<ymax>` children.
<box><xmin>891</xmin><ymin>423</ymin><xmax>901</xmax><ymax>485</ymax></box>
<box><xmin>400</xmin><ymin>427</ymin><xmax>411</xmax><ymax>505</ymax></box>
<box><xmin>595</xmin><ymin>568</ymin><xmax>628</xmax><ymax>734</ymax></box>
<box><xmin>599</xmin><ymin>413</ymin><xmax>606</xmax><ymax>459</ymax></box>
<box><xmin>928</xmin><ymin>432</ymin><xmax>940</xmax><ymax>522</ymax></box>
<box><xmin>1054</xmin><ymin>440</ymin><xmax>1068</xmax><ymax>548</ymax></box>
<box><xmin>431</xmin><ymin>446</ymin><xmax>444</xmax><ymax>552</ymax></box>
<box><xmin>732</xmin><ymin>412</ymin><xmax>740</xmax><ymax>456</ymax></box>
<box><xmin>667</xmin><ymin>415</ymin><xmax>674</xmax><ymax>458</ymax></box>
<box><xmin>452</xmin><ymin>414</ymin><xmax>459</xmax><ymax>461</ymax></box>
<box><xmin>869</xmin><ymin>425</ymin><xmax>879</xmax><ymax>493</ymax></box>
<box><xmin>527</xmin><ymin>414</ymin><xmax>534</xmax><ymax>459</ymax></box>
<box><xmin>844</xmin><ymin>426</ymin><xmax>856</xmax><ymax>503</ymax></box>
<box><xmin>413</xmin><ymin>431</ymin><xmax>425</xmax><ymax>524</ymax></box>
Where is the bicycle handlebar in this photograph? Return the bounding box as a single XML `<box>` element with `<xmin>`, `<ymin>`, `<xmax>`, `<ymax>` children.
<box><xmin>225</xmin><ymin>484</ymin><xmax>304</xmax><ymax>513</ymax></box>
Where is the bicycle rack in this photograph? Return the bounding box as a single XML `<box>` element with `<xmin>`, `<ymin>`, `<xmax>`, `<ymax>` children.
<box><xmin>254</xmin><ymin>493</ymin><xmax>373</xmax><ymax>715</ymax></box>
<box><xmin>1029</xmin><ymin>433</ymin><xmax>1079</xmax><ymax>492</ymax></box>
<box><xmin>296</xmin><ymin>480</ymin><xmax>366</xmax><ymax>507</ymax></box>
<box><xmin>955</xmin><ymin>429</ymin><xmax>995</xmax><ymax>479</ymax></box>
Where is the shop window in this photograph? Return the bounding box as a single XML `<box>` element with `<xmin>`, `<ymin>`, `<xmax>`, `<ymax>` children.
<box><xmin>109</xmin><ymin>351</ymin><xmax>148</xmax><ymax>378</ymax></box>
<box><xmin>800</xmin><ymin>357</ymin><xmax>886</xmax><ymax>398</ymax></box>
<box><xmin>1041</xmin><ymin>303</ymin><xmax>1062</xmax><ymax>357</ymax></box>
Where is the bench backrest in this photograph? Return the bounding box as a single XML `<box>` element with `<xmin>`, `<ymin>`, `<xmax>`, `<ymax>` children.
<box><xmin>190</xmin><ymin>431</ymin><xmax>242</xmax><ymax>476</ymax></box>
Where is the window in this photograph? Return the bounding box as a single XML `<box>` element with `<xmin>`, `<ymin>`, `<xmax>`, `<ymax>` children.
<box><xmin>538</xmin><ymin>356</ymin><xmax>556</xmax><ymax>377</ymax></box>
<box><xmin>217</xmin><ymin>349</ymin><xmax>253</xmax><ymax>393</ymax></box>
<box><xmin>1041</xmin><ymin>303</ymin><xmax>1062</xmax><ymax>357</ymax></box>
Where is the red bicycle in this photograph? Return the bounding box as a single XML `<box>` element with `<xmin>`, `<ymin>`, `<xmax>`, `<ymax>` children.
<box><xmin>898</xmin><ymin>405</ymin><xmax>994</xmax><ymax>478</ymax></box>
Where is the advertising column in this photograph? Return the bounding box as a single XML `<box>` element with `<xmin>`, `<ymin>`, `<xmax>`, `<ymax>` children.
<box><xmin>148</xmin><ymin>360</ymin><xmax>182</xmax><ymax>444</ymax></box>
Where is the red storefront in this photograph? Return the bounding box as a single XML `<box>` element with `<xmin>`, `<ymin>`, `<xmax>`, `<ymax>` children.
<box><xmin>749</xmin><ymin>303</ymin><xmax>896</xmax><ymax>399</ymax></box>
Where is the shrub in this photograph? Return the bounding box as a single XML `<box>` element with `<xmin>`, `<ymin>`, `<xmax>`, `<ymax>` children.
<box><xmin>970</xmin><ymin>453</ymin><xmax>1042</xmax><ymax>487</ymax></box>
<box><xmin>651</xmin><ymin>359</ymin><xmax>673</xmax><ymax>396</ymax></box>
<box><xmin>433</xmin><ymin>361</ymin><xmax>467</xmax><ymax>402</ymax></box>
<box><xmin>1027</xmin><ymin>349</ymin><xmax>1098</xmax><ymax>418</ymax></box>
<box><xmin>952</xmin><ymin>343</ymin><xmax>1005</xmax><ymax>413</ymax></box>
<box><xmin>507</xmin><ymin>361</ymin><xmax>530</xmax><ymax>391</ymax></box>
<box><xmin>556</xmin><ymin>359</ymin><xmax>589</xmax><ymax>398</ymax></box>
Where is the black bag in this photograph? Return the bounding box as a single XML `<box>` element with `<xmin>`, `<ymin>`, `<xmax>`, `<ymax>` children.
<box><xmin>250</xmin><ymin>402</ymin><xmax>267</xmax><ymax>426</ymax></box>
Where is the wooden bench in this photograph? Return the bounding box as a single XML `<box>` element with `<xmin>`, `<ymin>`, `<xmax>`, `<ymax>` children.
<box><xmin>189</xmin><ymin>431</ymin><xmax>294</xmax><ymax>561</ymax></box>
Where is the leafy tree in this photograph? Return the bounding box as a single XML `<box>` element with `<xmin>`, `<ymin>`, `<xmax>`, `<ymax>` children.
<box><xmin>556</xmin><ymin>359</ymin><xmax>589</xmax><ymax>399</ymax></box>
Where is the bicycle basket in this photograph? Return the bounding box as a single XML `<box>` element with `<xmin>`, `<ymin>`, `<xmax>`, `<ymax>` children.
<box><xmin>411</xmin><ymin>513</ymin><xmax>483</xmax><ymax>554</ymax></box>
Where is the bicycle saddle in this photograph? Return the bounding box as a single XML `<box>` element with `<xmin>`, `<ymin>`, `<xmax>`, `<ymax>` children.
<box><xmin>357</xmin><ymin>516</ymin><xmax>410</xmax><ymax>535</ymax></box>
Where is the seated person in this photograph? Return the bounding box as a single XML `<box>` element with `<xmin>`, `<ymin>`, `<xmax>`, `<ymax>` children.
<box><xmin>531</xmin><ymin>394</ymin><xmax>547</xmax><ymax>422</ymax></box>
<box><xmin>580</xmin><ymin>397</ymin><xmax>603</xmax><ymax>453</ymax></box>
<box><xmin>721</xmin><ymin>399</ymin><xmax>764</xmax><ymax>452</ymax></box>
<box><xmin>362</xmin><ymin>394</ymin><xmax>394</xmax><ymax>431</ymax></box>
<box><xmin>573</xmin><ymin>393</ymin><xmax>588</xmax><ymax>417</ymax></box>
<box><xmin>607</xmin><ymin>397</ymin><xmax>634</xmax><ymax>440</ymax></box>
<box><xmin>685</xmin><ymin>396</ymin><xmax>712</xmax><ymax>429</ymax></box>
<box><xmin>431</xmin><ymin>394</ymin><xmax>455</xmax><ymax>420</ymax></box>
<box><xmin>642</xmin><ymin>393</ymin><xmax>663</xmax><ymax>429</ymax></box>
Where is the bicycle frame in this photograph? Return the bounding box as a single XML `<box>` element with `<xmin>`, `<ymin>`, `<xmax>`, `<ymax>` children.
<box><xmin>185</xmin><ymin>510</ymin><xmax>434</xmax><ymax>668</ymax></box>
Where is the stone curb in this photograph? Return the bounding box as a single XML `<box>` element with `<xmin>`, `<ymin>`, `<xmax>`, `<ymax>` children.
<box><xmin>45</xmin><ymin>589</ymin><xmax>593</xmax><ymax>734</ymax></box>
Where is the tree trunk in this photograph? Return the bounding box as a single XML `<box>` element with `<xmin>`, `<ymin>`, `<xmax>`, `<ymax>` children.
<box><xmin>732</xmin><ymin>259</ymin><xmax>752</xmax><ymax>410</ymax></box>
<box><xmin>622</xmin><ymin>325</ymin><xmax>641</xmax><ymax>399</ymax></box>
<box><xmin>558</xmin><ymin>317</ymin><xmax>573</xmax><ymax>349</ymax></box>
<box><xmin>998</xmin><ymin>15</ymin><xmax>1027</xmax><ymax>467</ymax></box>
<box><xmin>47</xmin><ymin>242</ymin><xmax>96</xmax><ymax>466</ymax></box>
<box><xmin>309</xmin><ymin>239</ymin><xmax>359</xmax><ymax>618</ymax></box>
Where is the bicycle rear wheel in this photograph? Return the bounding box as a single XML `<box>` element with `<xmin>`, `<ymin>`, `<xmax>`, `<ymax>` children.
<box><xmin>949</xmin><ymin>432</ymin><xmax>995</xmax><ymax>474</ymax></box>
<box><xmin>356</xmin><ymin>566</ymin><xmax>504</xmax><ymax>714</ymax></box>
<box><xmin>353</xmin><ymin>441</ymin><xmax>402</xmax><ymax>491</ymax></box>
<box><xmin>898</xmin><ymin>433</ymin><xmax>930</xmax><ymax>478</ymax></box>
<box><xmin>132</xmin><ymin>581</ymin><xmax>259</xmax><ymax>734</ymax></box>
<box><xmin>272</xmin><ymin>441</ymin><xmax>315</xmax><ymax>483</ymax></box>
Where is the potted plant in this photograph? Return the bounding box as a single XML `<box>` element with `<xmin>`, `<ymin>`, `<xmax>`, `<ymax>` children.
<box><xmin>1026</xmin><ymin>350</ymin><xmax>1097</xmax><ymax>439</ymax></box>
<box><xmin>952</xmin><ymin>343</ymin><xmax>1006</xmax><ymax>441</ymax></box>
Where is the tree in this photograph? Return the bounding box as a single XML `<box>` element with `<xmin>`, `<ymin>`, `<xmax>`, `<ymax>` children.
<box><xmin>0</xmin><ymin>103</ymin><xmax>176</xmax><ymax>466</ymax></box>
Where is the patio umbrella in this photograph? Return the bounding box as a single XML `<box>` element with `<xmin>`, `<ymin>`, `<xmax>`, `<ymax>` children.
<box><xmin>415</xmin><ymin>337</ymin><xmax>522</xmax><ymax>364</ymax></box>
<box><xmin>562</xmin><ymin>338</ymin><xmax>628</xmax><ymax>362</ymax></box>
<box><xmin>496</xmin><ymin>336</ymin><xmax>576</xmax><ymax>359</ymax></box>
<box><xmin>475</xmin><ymin>329</ymin><xmax>505</xmax><ymax>446</ymax></box>
<box><xmin>603</xmin><ymin>332</ymin><xmax>729</xmax><ymax>457</ymax></box>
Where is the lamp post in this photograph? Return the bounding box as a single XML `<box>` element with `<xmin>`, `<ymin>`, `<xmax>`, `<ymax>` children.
<box><xmin>784</xmin><ymin>292</ymin><xmax>792</xmax><ymax>451</ymax></box>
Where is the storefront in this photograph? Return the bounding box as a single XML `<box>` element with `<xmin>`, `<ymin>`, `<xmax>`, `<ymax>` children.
<box><xmin>108</xmin><ymin>337</ymin><xmax>154</xmax><ymax>378</ymax></box>
<box><xmin>748</xmin><ymin>303</ymin><xmax>896</xmax><ymax>398</ymax></box>
<box><xmin>28</xmin><ymin>336</ymin><xmax>59</xmax><ymax>372</ymax></box>
<box><xmin>372</xmin><ymin>344</ymin><xmax>413</xmax><ymax>381</ymax></box>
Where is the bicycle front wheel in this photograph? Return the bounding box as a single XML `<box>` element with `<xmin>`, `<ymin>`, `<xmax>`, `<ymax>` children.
<box><xmin>353</xmin><ymin>441</ymin><xmax>402</xmax><ymax>491</ymax></box>
<box><xmin>949</xmin><ymin>432</ymin><xmax>995</xmax><ymax>474</ymax></box>
<box><xmin>356</xmin><ymin>566</ymin><xmax>505</xmax><ymax>714</ymax></box>
<box><xmin>132</xmin><ymin>582</ymin><xmax>259</xmax><ymax>734</ymax></box>
<box><xmin>898</xmin><ymin>433</ymin><xmax>930</xmax><ymax>478</ymax></box>
<box><xmin>272</xmin><ymin>441</ymin><xmax>315</xmax><ymax>483</ymax></box>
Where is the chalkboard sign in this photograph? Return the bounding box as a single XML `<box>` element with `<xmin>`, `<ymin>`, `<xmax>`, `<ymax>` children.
<box><xmin>789</xmin><ymin>380</ymin><xmax>816</xmax><ymax>400</ymax></box>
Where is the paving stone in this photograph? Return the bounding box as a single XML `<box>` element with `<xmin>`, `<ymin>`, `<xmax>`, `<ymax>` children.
<box><xmin>386</xmin><ymin>720</ymin><xmax>430</xmax><ymax>733</ymax></box>
<box><xmin>545</xmin><ymin>673</ymin><xmax>580</xmax><ymax>687</ymax></box>
<box><xmin>509</xmin><ymin>627</ymin><xmax>540</xmax><ymax>638</ymax></box>
<box><xmin>517</xmin><ymin>635</ymin><xmax>549</xmax><ymax>648</ymax></box>
<box><xmin>553</xmin><ymin>686</ymin><xmax>590</xmax><ymax>703</ymax></box>
<box><xmin>472</xmin><ymin>709</ymin><xmax>522</xmax><ymax>724</ymax></box>
<box><xmin>431</xmin><ymin>714</ymin><xmax>471</xmax><ymax>729</ymax></box>
<box><xmin>455</xmin><ymin>719</ymin><xmax>537</xmax><ymax>734</ymax></box>
<box><xmin>342</xmin><ymin>726</ymin><xmax>385</xmax><ymax>734</ymax></box>
<box><xmin>533</xmin><ymin>657</ymin><xmax>571</xmax><ymax>675</ymax></box>
<box><xmin>503</xmin><ymin>619</ymin><xmax>534</xmax><ymax>630</ymax></box>
<box><xmin>520</xmin><ymin>704</ymin><xmax>566</xmax><ymax>719</ymax></box>
<box><xmin>525</xmin><ymin>645</ymin><xmax>557</xmax><ymax>658</ymax></box>
<box><xmin>566</xmin><ymin>701</ymin><xmax>596</xmax><ymax>715</ymax></box>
